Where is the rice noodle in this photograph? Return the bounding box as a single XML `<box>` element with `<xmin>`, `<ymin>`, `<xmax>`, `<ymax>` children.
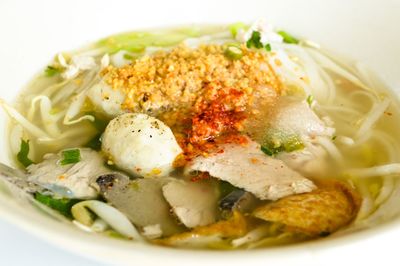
<box><xmin>27</xmin><ymin>96</ymin><xmax>61</xmax><ymax>137</ymax></box>
<box><xmin>355</xmin><ymin>181</ymin><xmax>375</xmax><ymax>221</ymax></box>
<box><xmin>37</xmin><ymin>126</ymin><xmax>92</xmax><ymax>143</ymax></box>
<box><xmin>53</xmin><ymin>68</ymin><xmax>99</xmax><ymax>106</ymax></box>
<box><xmin>282</xmin><ymin>44</ymin><xmax>336</xmax><ymax>104</ymax></box>
<box><xmin>71</xmin><ymin>200</ymin><xmax>143</xmax><ymax>241</ymax></box>
<box><xmin>336</xmin><ymin>136</ymin><xmax>355</xmax><ymax>146</ymax></box>
<box><xmin>0</xmin><ymin>99</ymin><xmax>53</xmax><ymax>141</ymax></box>
<box><xmin>375</xmin><ymin>177</ymin><xmax>395</xmax><ymax>206</ymax></box>
<box><xmin>9</xmin><ymin>124</ymin><xmax>23</xmax><ymax>155</ymax></box>
<box><xmin>355</xmin><ymin>98</ymin><xmax>390</xmax><ymax>139</ymax></box>
<box><xmin>63</xmin><ymin>91</ymin><xmax>95</xmax><ymax>125</ymax></box>
<box><xmin>91</xmin><ymin>218</ymin><xmax>109</xmax><ymax>232</ymax></box>
<box><xmin>305</xmin><ymin>47</ymin><xmax>374</xmax><ymax>93</ymax></box>
<box><xmin>41</xmin><ymin>79</ymin><xmax>71</xmax><ymax>98</ymax></box>
<box><xmin>313</xmin><ymin>136</ymin><xmax>343</xmax><ymax>163</ymax></box>
<box><xmin>347</xmin><ymin>164</ymin><xmax>400</xmax><ymax>178</ymax></box>
<box><xmin>232</xmin><ymin>225</ymin><xmax>271</xmax><ymax>247</ymax></box>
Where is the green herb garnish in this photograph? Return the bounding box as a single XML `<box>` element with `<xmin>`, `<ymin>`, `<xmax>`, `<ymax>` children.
<box><xmin>60</xmin><ymin>149</ymin><xmax>81</xmax><ymax>166</ymax></box>
<box><xmin>246</xmin><ymin>31</ymin><xmax>273</xmax><ymax>52</ymax></box>
<box><xmin>224</xmin><ymin>44</ymin><xmax>243</xmax><ymax>60</ymax></box>
<box><xmin>229</xmin><ymin>22</ymin><xmax>247</xmax><ymax>37</ymax></box>
<box><xmin>277</xmin><ymin>30</ymin><xmax>299</xmax><ymax>44</ymax></box>
<box><xmin>261</xmin><ymin>145</ymin><xmax>277</xmax><ymax>156</ymax></box>
<box><xmin>332</xmin><ymin>135</ymin><xmax>337</xmax><ymax>141</ymax></box>
<box><xmin>44</xmin><ymin>66</ymin><xmax>60</xmax><ymax>77</ymax></box>
<box><xmin>17</xmin><ymin>139</ymin><xmax>33</xmax><ymax>168</ymax></box>
<box><xmin>306</xmin><ymin>95</ymin><xmax>314</xmax><ymax>107</ymax></box>
<box><xmin>282</xmin><ymin>135</ymin><xmax>305</xmax><ymax>152</ymax></box>
<box><xmin>34</xmin><ymin>193</ymin><xmax>80</xmax><ymax>218</ymax></box>
<box><xmin>123</xmin><ymin>53</ymin><xmax>134</xmax><ymax>60</ymax></box>
<box><xmin>246</xmin><ymin>31</ymin><xmax>263</xmax><ymax>49</ymax></box>
<box><xmin>261</xmin><ymin>133</ymin><xmax>304</xmax><ymax>156</ymax></box>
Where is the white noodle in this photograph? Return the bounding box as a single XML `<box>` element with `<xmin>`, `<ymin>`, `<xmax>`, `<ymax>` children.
<box><xmin>346</xmin><ymin>164</ymin><xmax>400</xmax><ymax>178</ymax></box>
<box><xmin>0</xmin><ymin>99</ymin><xmax>53</xmax><ymax>141</ymax></box>
<box><xmin>91</xmin><ymin>218</ymin><xmax>109</xmax><ymax>232</ymax></box>
<box><xmin>314</xmin><ymin>136</ymin><xmax>343</xmax><ymax>163</ymax></box>
<box><xmin>41</xmin><ymin>79</ymin><xmax>70</xmax><ymax>98</ymax></box>
<box><xmin>232</xmin><ymin>225</ymin><xmax>271</xmax><ymax>247</ymax></box>
<box><xmin>9</xmin><ymin>124</ymin><xmax>23</xmax><ymax>155</ymax></box>
<box><xmin>336</xmin><ymin>136</ymin><xmax>355</xmax><ymax>146</ymax></box>
<box><xmin>71</xmin><ymin>200</ymin><xmax>143</xmax><ymax>241</ymax></box>
<box><xmin>306</xmin><ymin>48</ymin><xmax>373</xmax><ymax>92</ymax></box>
<box><xmin>355</xmin><ymin>98</ymin><xmax>390</xmax><ymax>139</ymax></box>
<box><xmin>283</xmin><ymin>44</ymin><xmax>336</xmax><ymax>104</ymax></box>
<box><xmin>355</xmin><ymin>182</ymin><xmax>375</xmax><ymax>221</ymax></box>
<box><xmin>375</xmin><ymin>177</ymin><xmax>395</xmax><ymax>206</ymax></box>
<box><xmin>27</xmin><ymin>96</ymin><xmax>61</xmax><ymax>137</ymax></box>
<box><xmin>63</xmin><ymin>91</ymin><xmax>95</xmax><ymax>125</ymax></box>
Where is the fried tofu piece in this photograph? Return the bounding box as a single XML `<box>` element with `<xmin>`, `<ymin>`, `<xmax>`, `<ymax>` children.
<box><xmin>155</xmin><ymin>211</ymin><xmax>248</xmax><ymax>247</ymax></box>
<box><xmin>253</xmin><ymin>180</ymin><xmax>361</xmax><ymax>236</ymax></box>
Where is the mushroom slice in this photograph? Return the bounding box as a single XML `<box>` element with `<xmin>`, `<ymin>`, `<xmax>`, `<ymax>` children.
<box><xmin>253</xmin><ymin>180</ymin><xmax>361</xmax><ymax>236</ymax></box>
<box><xmin>162</xmin><ymin>179</ymin><xmax>219</xmax><ymax>228</ymax></box>
<box><xmin>96</xmin><ymin>173</ymin><xmax>183</xmax><ymax>236</ymax></box>
<box><xmin>219</xmin><ymin>189</ymin><xmax>259</xmax><ymax>213</ymax></box>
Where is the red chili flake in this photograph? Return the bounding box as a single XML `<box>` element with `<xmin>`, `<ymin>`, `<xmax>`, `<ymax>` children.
<box><xmin>189</xmin><ymin>86</ymin><xmax>248</xmax><ymax>144</ymax></box>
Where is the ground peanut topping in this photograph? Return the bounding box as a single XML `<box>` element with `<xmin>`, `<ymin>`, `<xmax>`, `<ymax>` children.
<box><xmin>102</xmin><ymin>44</ymin><xmax>283</xmax><ymax>114</ymax></box>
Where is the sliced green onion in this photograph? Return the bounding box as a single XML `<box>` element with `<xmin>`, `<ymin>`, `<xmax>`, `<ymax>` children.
<box><xmin>35</xmin><ymin>193</ymin><xmax>80</xmax><ymax>218</ymax></box>
<box><xmin>44</xmin><ymin>66</ymin><xmax>60</xmax><ymax>77</ymax></box>
<box><xmin>282</xmin><ymin>135</ymin><xmax>305</xmax><ymax>152</ymax></box>
<box><xmin>265</xmin><ymin>43</ymin><xmax>272</xmax><ymax>52</ymax></box>
<box><xmin>123</xmin><ymin>53</ymin><xmax>134</xmax><ymax>60</ymax></box>
<box><xmin>262</xmin><ymin>133</ymin><xmax>304</xmax><ymax>156</ymax></box>
<box><xmin>261</xmin><ymin>145</ymin><xmax>276</xmax><ymax>156</ymax></box>
<box><xmin>224</xmin><ymin>44</ymin><xmax>243</xmax><ymax>60</ymax></box>
<box><xmin>306</xmin><ymin>95</ymin><xmax>314</xmax><ymax>107</ymax></box>
<box><xmin>17</xmin><ymin>139</ymin><xmax>33</xmax><ymax>168</ymax></box>
<box><xmin>277</xmin><ymin>30</ymin><xmax>299</xmax><ymax>44</ymax></box>
<box><xmin>229</xmin><ymin>22</ymin><xmax>247</xmax><ymax>37</ymax></box>
<box><xmin>60</xmin><ymin>149</ymin><xmax>81</xmax><ymax>166</ymax></box>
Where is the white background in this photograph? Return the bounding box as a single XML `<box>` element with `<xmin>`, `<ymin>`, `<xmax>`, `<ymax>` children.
<box><xmin>0</xmin><ymin>219</ymin><xmax>101</xmax><ymax>265</ymax></box>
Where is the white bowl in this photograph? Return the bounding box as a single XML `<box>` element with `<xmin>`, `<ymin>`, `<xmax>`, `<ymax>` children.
<box><xmin>0</xmin><ymin>0</ymin><xmax>399</xmax><ymax>265</ymax></box>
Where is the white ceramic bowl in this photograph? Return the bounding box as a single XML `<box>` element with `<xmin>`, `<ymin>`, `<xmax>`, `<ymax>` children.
<box><xmin>1</xmin><ymin>0</ymin><xmax>399</xmax><ymax>265</ymax></box>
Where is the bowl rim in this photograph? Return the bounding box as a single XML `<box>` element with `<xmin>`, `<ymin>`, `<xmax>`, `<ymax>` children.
<box><xmin>0</xmin><ymin>186</ymin><xmax>399</xmax><ymax>265</ymax></box>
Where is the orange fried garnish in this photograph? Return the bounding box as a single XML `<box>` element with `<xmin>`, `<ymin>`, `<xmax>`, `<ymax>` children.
<box><xmin>253</xmin><ymin>180</ymin><xmax>361</xmax><ymax>236</ymax></box>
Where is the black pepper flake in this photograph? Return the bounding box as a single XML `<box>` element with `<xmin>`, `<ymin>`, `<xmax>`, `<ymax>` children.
<box><xmin>142</xmin><ymin>93</ymin><xmax>150</xmax><ymax>102</ymax></box>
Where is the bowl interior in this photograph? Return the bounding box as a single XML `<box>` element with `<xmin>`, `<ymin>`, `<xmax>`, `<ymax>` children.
<box><xmin>0</xmin><ymin>0</ymin><xmax>400</xmax><ymax>264</ymax></box>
